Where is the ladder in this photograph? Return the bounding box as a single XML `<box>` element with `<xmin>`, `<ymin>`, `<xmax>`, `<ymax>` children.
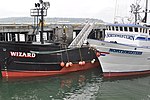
<box><xmin>68</xmin><ymin>22</ymin><xmax>95</xmax><ymax>48</ymax></box>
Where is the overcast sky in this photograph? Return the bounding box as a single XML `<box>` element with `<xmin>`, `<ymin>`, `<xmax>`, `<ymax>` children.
<box><xmin>0</xmin><ymin>0</ymin><xmax>149</xmax><ymax>23</ymax></box>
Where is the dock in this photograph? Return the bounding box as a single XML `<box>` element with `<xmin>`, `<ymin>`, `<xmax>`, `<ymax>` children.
<box><xmin>0</xmin><ymin>23</ymin><xmax>105</xmax><ymax>43</ymax></box>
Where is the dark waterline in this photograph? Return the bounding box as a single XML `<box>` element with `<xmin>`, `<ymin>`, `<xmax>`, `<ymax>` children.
<box><xmin>0</xmin><ymin>67</ymin><xmax>150</xmax><ymax>100</ymax></box>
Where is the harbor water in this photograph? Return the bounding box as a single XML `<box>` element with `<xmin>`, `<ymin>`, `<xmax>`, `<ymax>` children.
<box><xmin>0</xmin><ymin>67</ymin><xmax>150</xmax><ymax>100</ymax></box>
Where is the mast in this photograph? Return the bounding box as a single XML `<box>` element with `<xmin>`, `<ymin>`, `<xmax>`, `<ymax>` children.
<box><xmin>30</xmin><ymin>0</ymin><xmax>50</xmax><ymax>44</ymax></box>
<box><xmin>130</xmin><ymin>0</ymin><xmax>149</xmax><ymax>24</ymax></box>
<box><xmin>142</xmin><ymin>0</ymin><xmax>148</xmax><ymax>23</ymax></box>
<box><xmin>40</xmin><ymin>1</ymin><xmax>44</xmax><ymax>44</ymax></box>
<box><xmin>130</xmin><ymin>1</ymin><xmax>141</xmax><ymax>24</ymax></box>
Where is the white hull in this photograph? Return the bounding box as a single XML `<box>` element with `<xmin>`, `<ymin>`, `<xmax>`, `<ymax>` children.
<box><xmin>88</xmin><ymin>39</ymin><xmax>150</xmax><ymax>77</ymax></box>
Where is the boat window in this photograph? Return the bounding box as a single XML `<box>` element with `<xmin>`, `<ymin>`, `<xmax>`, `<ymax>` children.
<box><xmin>107</xmin><ymin>26</ymin><xmax>110</xmax><ymax>30</ymax></box>
<box><xmin>129</xmin><ymin>27</ymin><xmax>133</xmax><ymax>32</ymax></box>
<box><xmin>148</xmin><ymin>38</ymin><xmax>150</xmax><ymax>41</ymax></box>
<box><xmin>124</xmin><ymin>27</ymin><xmax>128</xmax><ymax>31</ymax></box>
<box><xmin>106</xmin><ymin>26</ymin><xmax>109</xmax><ymax>30</ymax></box>
<box><xmin>145</xmin><ymin>29</ymin><xmax>148</xmax><ymax>33</ymax></box>
<box><xmin>143</xmin><ymin>29</ymin><xmax>145</xmax><ymax>33</ymax></box>
<box><xmin>140</xmin><ymin>28</ymin><xmax>143</xmax><ymax>33</ymax></box>
<box><xmin>109</xmin><ymin>26</ymin><xmax>111</xmax><ymax>30</ymax></box>
<box><xmin>134</xmin><ymin>27</ymin><xmax>138</xmax><ymax>32</ymax></box>
<box><xmin>120</xmin><ymin>27</ymin><xmax>123</xmax><ymax>31</ymax></box>
<box><xmin>112</xmin><ymin>26</ymin><xmax>115</xmax><ymax>31</ymax></box>
<box><xmin>115</xmin><ymin>26</ymin><xmax>119</xmax><ymax>31</ymax></box>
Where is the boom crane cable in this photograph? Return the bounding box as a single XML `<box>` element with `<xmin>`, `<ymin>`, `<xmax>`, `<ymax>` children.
<box><xmin>142</xmin><ymin>0</ymin><xmax>149</xmax><ymax>23</ymax></box>
<box><xmin>130</xmin><ymin>0</ymin><xmax>141</xmax><ymax>24</ymax></box>
<box><xmin>113</xmin><ymin>0</ymin><xmax>118</xmax><ymax>23</ymax></box>
<box><xmin>114</xmin><ymin>0</ymin><xmax>130</xmax><ymax>24</ymax></box>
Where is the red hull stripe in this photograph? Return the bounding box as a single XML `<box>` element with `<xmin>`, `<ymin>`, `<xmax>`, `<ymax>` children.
<box><xmin>2</xmin><ymin>62</ymin><xmax>100</xmax><ymax>78</ymax></box>
<box><xmin>100</xmin><ymin>52</ymin><xmax>110</xmax><ymax>54</ymax></box>
<box><xmin>103</xmin><ymin>70</ymin><xmax>150</xmax><ymax>77</ymax></box>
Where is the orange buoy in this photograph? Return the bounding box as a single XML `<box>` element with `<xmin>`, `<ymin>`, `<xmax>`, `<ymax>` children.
<box><xmin>60</xmin><ymin>61</ymin><xmax>65</xmax><ymax>67</ymax></box>
<box><xmin>82</xmin><ymin>61</ymin><xmax>85</xmax><ymax>65</ymax></box>
<box><xmin>96</xmin><ymin>52</ymin><xmax>101</xmax><ymax>57</ymax></box>
<box><xmin>69</xmin><ymin>62</ymin><xmax>73</xmax><ymax>66</ymax></box>
<box><xmin>66</xmin><ymin>62</ymin><xmax>70</xmax><ymax>67</ymax></box>
<box><xmin>91</xmin><ymin>59</ymin><xmax>95</xmax><ymax>64</ymax></box>
<box><xmin>79</xmin><ymin>61</ymin><xmax>82</xmax><ymax>66</ymax></box>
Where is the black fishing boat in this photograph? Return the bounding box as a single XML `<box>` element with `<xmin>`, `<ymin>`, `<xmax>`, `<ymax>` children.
<box><xmin>0</xmin><ymin>0</ymin><xmax>99</xmax><ymax>78</ymax></box>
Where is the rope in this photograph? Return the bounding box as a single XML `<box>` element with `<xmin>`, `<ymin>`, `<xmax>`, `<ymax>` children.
<box><xmin>60</xmin><ymin>44</ymin><xmax>63</xmax><ymax>62</ymax></box>
<box><xmin>30</xmin><ymin>48</ymin><xmax>73</xmax><ymax>54</ymax></box>
<box><xmin>79</xmin><ymin>48</ymin><xmax>83</xmax><ymax>61</ymax></box>
<box><xmin>65</xmin><ymin>45</ymin><xmax>69</xmax><ymax>62</ymax></box>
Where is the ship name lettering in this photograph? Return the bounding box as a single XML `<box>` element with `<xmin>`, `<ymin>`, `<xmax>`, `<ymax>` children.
<box><xmin>10</xmin><ymin>52</ymin><xmax>36</xmax><ymax>58</ymax></box>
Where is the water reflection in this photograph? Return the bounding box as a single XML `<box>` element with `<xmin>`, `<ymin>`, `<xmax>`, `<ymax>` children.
<box><xmin>99</xmin><ymin>75</ymin><xmax>150</xmax><ymax>100</ymax></box>
<box><xmin>0</xmin><ymin>67</ymin><xmax>150</xmax><ymax>100</ymax></box>
<box><xmin>0</xmin><ymin>67</ymin><xmax>102</xmax><ymax>100</ymax></box>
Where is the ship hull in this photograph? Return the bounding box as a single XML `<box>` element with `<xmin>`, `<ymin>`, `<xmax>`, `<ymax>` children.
<box><xmin>88</xmin><ymin>39</ymin><xmax>150</xmax><ymax>77</ymax></box>
<box><xmin>0</xmin><ymin>42</ymin><xmax>99</xmax><ymax>78</ymax></box>
<box><xmin>2</xmin><ymin>62</ymin><xmax>99</xmax><ymax>78</ymax></box>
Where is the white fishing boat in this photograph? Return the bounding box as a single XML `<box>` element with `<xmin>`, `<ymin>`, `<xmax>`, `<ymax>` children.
<box><xmin>88</xmin><ymin>0</ymin><xmax>150</xmax><ymax>77</ymax></box>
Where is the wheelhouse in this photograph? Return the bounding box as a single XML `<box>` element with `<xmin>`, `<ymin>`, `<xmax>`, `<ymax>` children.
<box><xmin>106</xmin><ymin>24</ymin><xmax>149</xmax><ymax>34</ymax></box>
<box><xmin>105</xmin><ymin>24</ymin><xmax>150</xmax><ymax>47</ymax></box>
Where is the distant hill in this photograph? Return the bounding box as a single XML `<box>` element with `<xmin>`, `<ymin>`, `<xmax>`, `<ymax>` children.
<box><xmin>0</xmin><ymin>17</ymin><xmax>104</xmax><ymax>24</ymax></box>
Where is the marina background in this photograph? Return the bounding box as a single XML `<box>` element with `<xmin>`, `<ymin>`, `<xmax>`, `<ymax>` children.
<box><xmin>0</xmin><ymin>17</ymin><xmax>103</xmax><ymax>24</ymax></box>
<box><xmin>0</xmin><ymin>0</ymin><xmax>150</xmax><ymax>23</ymax></box>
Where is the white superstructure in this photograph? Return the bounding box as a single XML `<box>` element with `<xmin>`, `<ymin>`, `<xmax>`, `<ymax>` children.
<box><xmin>105</xmin><ymin>24</ymin><xmax>150</xmax><ymax>47</ymax></box>
<box><xmin>88</xmin><ymin>23</ymin><xmax>150</xmax><ymax>77</ymax></box>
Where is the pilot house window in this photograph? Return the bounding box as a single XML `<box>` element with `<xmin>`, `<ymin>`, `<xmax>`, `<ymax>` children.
<box><xmin>120</xmin><ymin>27</ymin><xmax>123</xmax><ymax>31</ymax></box>
<box><xmin>124</xmin><ymin>27</ymin><xmax>128</xmax><ymax>31</ymax></box>
<box><xmin>115</xmin><ymin>26</ymin><xmax>119</xmax><ymax>31</ymax></box>
<box><xmin>129</xmin><ymin>27</ymin><xmax>133</xmax><ymax>32</ymax></box>
<box><xmin>134</xmin><ymin>28</ymin><xmax>138</xmax><ymax>32</ymax></box>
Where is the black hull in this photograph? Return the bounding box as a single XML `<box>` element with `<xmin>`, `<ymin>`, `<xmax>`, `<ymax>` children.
<box><xmin>0</xmin><ymin>42</ymin><xmax>99</xmax><ymax>78</ymax></box>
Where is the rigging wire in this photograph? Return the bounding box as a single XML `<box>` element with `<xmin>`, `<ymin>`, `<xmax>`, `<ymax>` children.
<box><xmin>114</xmin><ymin>0</ymin><xmax>118</xmax><ymax>23</ymax></box>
